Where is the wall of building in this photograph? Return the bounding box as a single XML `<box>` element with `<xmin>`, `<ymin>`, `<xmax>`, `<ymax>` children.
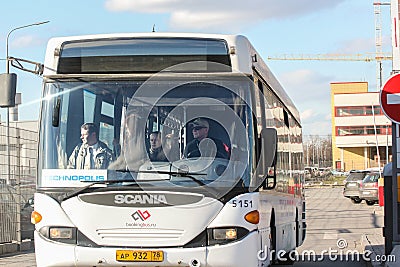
<box><xmin>331</xmin><ymin>82</ymin><xmax>368</xmax><ymax>170</ymax></box>
<box><xmin>342</xmin><ymin>147</ymin><xmax>365</xmax><ymax>171</ymax></box>
<box><xmin>331</xmin><ymin>82</ymin><xmax>391</xmax><ymax>171</ymax></box>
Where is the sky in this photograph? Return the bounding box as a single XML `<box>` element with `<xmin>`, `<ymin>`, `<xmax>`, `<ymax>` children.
<box><xmin>0</xmin><ymin>0</ymin><xmax>393</xmax><ymax>137</ymax></box>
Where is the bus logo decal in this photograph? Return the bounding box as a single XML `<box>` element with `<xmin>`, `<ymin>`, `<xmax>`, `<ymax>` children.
<box><xmin>131</xmin><ymin>210</ymin><xmax>151</xmax><ymax>221</ymax></box>
<box><xmin>80</xmin><ymin>193</ymin><xmax>203</xmax><ymax>207</ymax></box>
<box><xmin>114</xmin><ymin>194</ymin><xmax>168</xmax><ymax>205</ymax></box>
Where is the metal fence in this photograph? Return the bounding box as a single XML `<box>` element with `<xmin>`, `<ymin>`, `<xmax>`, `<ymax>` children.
<box><xmin>0</xmin><ymin>123</ymin><xmax>37</xmax><ymax>243</ymax></box>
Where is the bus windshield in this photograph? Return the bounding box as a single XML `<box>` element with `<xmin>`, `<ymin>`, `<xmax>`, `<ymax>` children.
<box><xmin>38</xmin><ymin>77</ymin><xmax>253</xmax><ymax>196</ymax></box>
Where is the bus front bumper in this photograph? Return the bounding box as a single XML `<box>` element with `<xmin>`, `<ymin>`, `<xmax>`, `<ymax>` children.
<box><xmin>34</xmin><ymin>231</ymin><xmax>260</xmax><ymax>267</ymax></box>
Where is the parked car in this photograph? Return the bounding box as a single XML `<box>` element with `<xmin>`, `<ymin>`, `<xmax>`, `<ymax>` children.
<box><xmin>359</xmin><ymin>172</ymin><xmax>381</xmax><ymax>205</ymax></box>
<box><xmin>332</xmin><ymin>169</ymin><xmax>346</xmax><ymax>177</ymax></box>
<box><xmin>343</xmin><ymin>170</ymin><xmax>369</xmax><ymax>203</ymax></box>
<box><xmin>0</xmin><ymin>184</ymin><xmax>34</xmax><ymax>240</ymax></box>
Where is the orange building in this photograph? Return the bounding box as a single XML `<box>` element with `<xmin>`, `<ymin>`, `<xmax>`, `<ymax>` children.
<box><xmin>331</xmin><ymin>82</ymin><xmax>392</xmax><ymax>171</ymax></box>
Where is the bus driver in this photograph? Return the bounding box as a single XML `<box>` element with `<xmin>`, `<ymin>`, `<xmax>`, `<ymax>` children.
<box><xmin>184</xmin><ymin>118</ymin><xmax>230</xmax><ymax>159</ymax></box>
<box><xmin>68</xmin><ymin>123</ymin><xmax>114</xmax><ymax>169</ymax></box>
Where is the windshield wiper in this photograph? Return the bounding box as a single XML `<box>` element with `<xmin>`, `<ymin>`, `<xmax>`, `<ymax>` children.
<box><xmin>142</xmin><ymin>170</ymin><xmax>208</xmax><ymax>187</ymax></box>
<box><xmin>145</xmin><ymin>169</ymin><xmax>221</xmax><ymax>197</ymax></box>
<box><xmin>59</xmin><ymin>179</ymin><xmax>138</xmax><ymax>202</ymax></box>
<box><xmin>114</xmin><ymin>167</ymin><xmax>207</xmax><ymax>186</ymax></box>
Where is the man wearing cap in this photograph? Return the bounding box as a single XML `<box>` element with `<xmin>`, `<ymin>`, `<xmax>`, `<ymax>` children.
<box><xmin>184</xmin><ymin>118</ymin><xmax>230</xmax><ymax>159</ymax></box>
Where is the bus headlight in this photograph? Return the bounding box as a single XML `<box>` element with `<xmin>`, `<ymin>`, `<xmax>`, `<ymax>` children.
<box><xmin>39</xmin><ymin>226</ymin><xmax>77</xmax><ymax>244</ymax></box>
<box><xmin>207</xmin><ymin>227</ymin><xmax>249</xmax><ymax>245</ymax></box>
<box><xmin>213</xmin><ymin>228</ymin><xmax>237</xmax><ymax>240</ymax></box>
<box><xmin>50</xmin><ymin>227</ymin><xmax>74</xmax><ymax>239</ymax></box>
<box><xmin>38</xmin><ymin>226</ymin><xmax>99</xmax><ymax>247</ymax></box>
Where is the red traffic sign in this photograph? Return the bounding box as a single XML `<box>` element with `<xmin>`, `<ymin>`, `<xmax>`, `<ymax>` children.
<box><xmin>380</xmin><ymin>73</ymin><xmax>400</xmax><ymax>124</ymax></box>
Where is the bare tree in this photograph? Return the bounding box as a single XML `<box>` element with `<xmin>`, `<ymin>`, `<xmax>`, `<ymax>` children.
<box><xmin>303</xmin><ymin>135</ymin><xmax>332</xmax><ymax>168</ymax></box>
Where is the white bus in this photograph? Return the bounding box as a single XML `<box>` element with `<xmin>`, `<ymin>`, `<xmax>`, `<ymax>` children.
<box><xmin>31</xmin><ymin>33</ymin><xmax>306</xmax><ymax>267</ymax></box>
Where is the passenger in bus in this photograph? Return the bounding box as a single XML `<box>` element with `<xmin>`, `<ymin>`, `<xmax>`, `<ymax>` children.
<box><xmin>184</xmin><ymin>118</ymin><xmax>230</xmax><ymax>159</ymax></box>
<box><xmin>164</xmin><ymin>133</ymin><xmax>180</xmax><ymax>161</ymax></box>
<box><xmin>148</xmin><ymin>131</ymin><xmax>168</xmax><ymax>162</ymax></box>
<box><xmin>108</xmin><ymin>112</ymin><xmax>148</xmax><ymax>171</ymax></box>
<box><xmin>112</xmin><ymin>138</ymin><xmax>121</xmax><ymax>158</ymax></box>
<box><xmin>68</xmin><ymin>123</ymin><xmax>115</xmax><ymax>169</ymax></box>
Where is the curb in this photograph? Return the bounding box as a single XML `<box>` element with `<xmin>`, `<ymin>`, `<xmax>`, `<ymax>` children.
<box><xmin>0</xmin><ymin>240</ymin><xmax>33</xmax><ymax>256</ymax></box>
<box><xmin>384</xmin><ymin>245</ymin><xmax>400</xmax><ymax>267</ymax></box>
<box><xmin>304</xmin><ymin>184</ymin><xmax>344</xmax><ymax>189</ymax></box>
<box><xmin>361</xmin><ymin>234</ymin><xmax>385</xmax><ymax>267</ymax></box>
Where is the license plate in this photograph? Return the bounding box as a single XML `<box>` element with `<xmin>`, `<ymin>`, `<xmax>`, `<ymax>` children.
<box><xmin>347</xmin><ymin>183</ymin><xmax>357</xmax><ymax>187</ymax></box>
<box><xmin>116</xmin><ymin>250</ymin><xmax>163</xmax><ymax>262</ymax></box>
<box><xmin>362</xmin><ymin>191</ymin><xmax>370</xmax><ymax>195</ymax></box>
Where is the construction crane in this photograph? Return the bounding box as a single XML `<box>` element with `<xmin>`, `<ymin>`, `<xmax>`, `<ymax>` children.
<box><xmin>268</xmin><ymin>1</ymin><xmax>392</xmax><ymax>91</ymax></box>
<box><xmin>374</xmin><ymin>1</ymin><xmax>391</xmax><ymax>89</ymax></box>
<box><xmin>267</xmin><ymin>53</ymin><xmax>392</xmax><ymax>91</ymax></box>
<box><xmin>267</xmin><ymin>53</ymin><xmax>392</xmax><ymax>62</ymax></box>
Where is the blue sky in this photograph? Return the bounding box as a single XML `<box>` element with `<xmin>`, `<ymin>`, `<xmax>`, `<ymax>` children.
<box><xmin>0</xmin><ymin>0</ymin><xmax>393</xmax><ymax>137</ymax></box>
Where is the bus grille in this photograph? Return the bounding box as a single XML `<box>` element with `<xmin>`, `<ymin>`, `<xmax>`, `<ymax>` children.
<box><xmin>96</xmin><ymin>228</ymin><xmax>185</xmax><ymax>241</ymax></box>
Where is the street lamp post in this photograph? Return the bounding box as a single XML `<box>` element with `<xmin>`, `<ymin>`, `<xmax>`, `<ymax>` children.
<box><xmin>4</xmin><ymin>21</ymin><xmax>49</xmax><ymax>245</ymax></box>
<box><xmin>6</xmin><ymin>21</ymin><xmax>49</xmax><ymax>73</ymax></box>
<box><xmin>5</xmin><ymin>21</ymin><xmax>49</xmax><ymax>185</ymax></box>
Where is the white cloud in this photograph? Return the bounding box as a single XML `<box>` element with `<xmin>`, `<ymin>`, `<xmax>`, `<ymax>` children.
<box><xmin>334</xmin><ymin>37</ymin><xmax>375</xmax><ymax>54</ymax></box>
<box><xmin>11</xmin><ymin>35</ymin><xmax>43</xmax><ymax>48</ymax></box>
<box><xmin>303</xmin><ymin>119</ymin><xmax>332</xmax><ymax>136</ymax></box>
<box><xmin>325</xmin><ymin>113</ymin><xmax>331</xmax><ymax>120</ymax></box>
<box><xmin>169</xmin><ymin>11</ymin><xmax>244</xmax><ymax>31</ymax></box>
<box><xmin>301</xmin><ymin>109</ymin><xmax>315</xmax><ymax>120</ymax></box>
<box><xmin>105</xmin><ymin>0</ymin><xmax>180</xmax><ymax>13</ymax></box>
<box><xmin>277</xmin><ymin>69</ymin><xmax>334</xmax><ymax>135</ymax></box>
<box><xmin>104</xmin><ymin>0</ymin><xmax>346</xmax><ymax>31</ymax></box>
<box><xmin>301</xmin><ymin>109</ymin><xmax>331</xmax><ymax>135</ymax></box>
<box><xmin>280</xmin><ymin>69</ymin><xmax>334</xmax><ymax>103</ymax></box>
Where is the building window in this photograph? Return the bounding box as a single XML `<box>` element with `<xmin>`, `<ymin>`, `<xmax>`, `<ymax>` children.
<box><xmin>365</xmin><ymin>106</ymin><xmax>381</xmax><ymax>116</ymax></box>
<box><xmin>336</xmin><ymin>125</ymin><xmax>391</xmax><ymax>136</ymax></box>
<box><xmin>335</xmin><ymin>105</ymin><xmax>383</xmax><ymax>117</ymax></box>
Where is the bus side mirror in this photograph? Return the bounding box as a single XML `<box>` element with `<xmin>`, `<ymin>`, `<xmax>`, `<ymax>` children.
<box><xmin>0</xmin><ymin>73</ymin><xmax>17</xmax><ymax>107</ymax></box>
<box><xmin>261</xmin><ymin>128</ymin><xmax>277</xmax><ymax>167</ymax></box>
<box><xmin>260</xmin><ymin>127</ymin><xmax>277</xmax><ymax>189</ymax></box>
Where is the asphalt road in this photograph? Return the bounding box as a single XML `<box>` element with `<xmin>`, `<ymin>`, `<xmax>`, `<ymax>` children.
<box><xmin>280</xmin><ymin>186</ymin><xmax>384</xmax><ymax>267</ymax></box>
<box><xmin>0</xmin><ymin>187</ymin><xmax>384</xmax><ymax>266</ymax></box>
